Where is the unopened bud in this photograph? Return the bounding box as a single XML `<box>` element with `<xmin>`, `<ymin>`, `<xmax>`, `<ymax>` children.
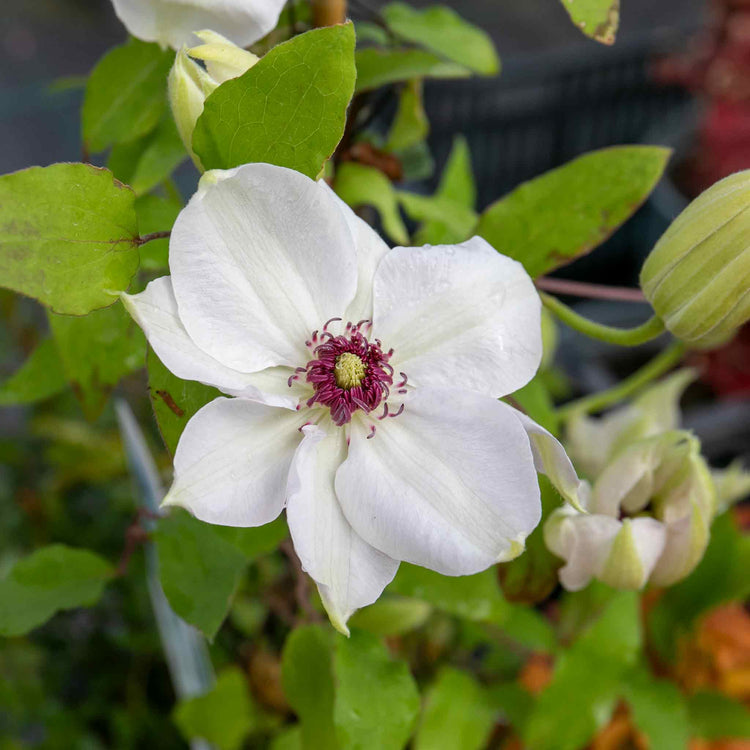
<box><xmin>640</xmin><ymin>170</ymin><xmax>750</xmax><ymax>346</ymax></box>
<box><xmin>545</xmin><ymin>431</ymin><xmax>716</xmax><ymax>591</ymax></box>
<box><xmin>168</xmin><ymin>30</ymin><xmax>258</xmax><ymax>169</ymax></box>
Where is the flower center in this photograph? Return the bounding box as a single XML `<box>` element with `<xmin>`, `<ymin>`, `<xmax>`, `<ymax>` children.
<box><xmin>334</xmin><ymin>352</ymin><xmax>366</xmax><ymax>389</ymax></box>
<box><xmin>288</xmin><ymin>319</ymin><xmax>407</xmax><ymax>428</ymax></box>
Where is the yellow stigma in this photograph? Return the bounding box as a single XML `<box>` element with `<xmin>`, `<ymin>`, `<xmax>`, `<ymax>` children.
<box><xmin>334</xmin><ymin>352</ymin><xmax>366</xmax><ymax>389</ymax></box>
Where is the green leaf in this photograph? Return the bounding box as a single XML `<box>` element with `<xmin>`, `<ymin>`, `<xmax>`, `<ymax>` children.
<box><xmin>477</xmin><ymin>146</ymin><xmax>670</xmax><ymax>278</ymax></box>
<box><xmin>348</xmin><ymin>597</ymin><xmax>432</xmax><ymax>637</ymax></box>
<box><xmin>48</xmin><ymin>301</ymin><xmax>146</xmax><ymax>420</ymax></box>
<box><xmin>135</xmin><ymin>193</ymin><xmax>182</xmax><ymax>272</ymax></box>
<box><xmin>415</xmin><ymin>136</ymin><xmax>476</xmax><ymax>245</ymax></box>
<box><xmin>282</xmin><ymin>625</ymin><xmax>338</xmax><ymax>750</ymax></box>
<box><xmin>623</xmin><ymin>668</ymin><xmax>689</xmax><ymax>750</ymax></box>
<box><xmin>0</xmin><ymin>339</ymin><xmax>67</xmax><ymax>406</ymax></box>
<box><xmin>396</xmin><ymin>191</ymin><xmax>477</xmax><ymax>242</ymax></box>
<box><xmin>271</xmin><ymin>727</ymin><xmax>303</xmax><ymax>750</ymax></box>
<box><xmin>414</xmin><ymin>668</ymin><xmax>496</xmax><ymax>750</ymax></box>
<box><xmin>334</xmin><ymin>162</ymin><xmax>409</xmax><ymax>244</ymax></box>
<box><xmin>560</xmin><ymin>0</ymin><xmax>620</xmax><ymax>45</ymax></box>
<box><xmin>154</xmin><ymin>510</ymin><xmax>248</xmax><ymax>639</ymax></box>
<box><xmin>173</xmin><ymin>667</ymin><xmax>256</xmax><ymax>750</ymax></box>
<box><xmin>147</xmin><ymin>347</ymin><xmax>221</xmax><ymax>455</ymax></box>
<box><xmin>523</xmin><ymin>591</ymin><xmax>641</xmax><ymax>750</ymax></box>
<box><xmin>688</xmin><ymin>691</ymin><xmax>750</xmax><ymax>740</ymax></box>
<box><xmin>355</xmin><ymin>48</ymin><xmax>470</xmax><ymax>93</ymax></box>
<box><xmin>648</xmin><ymin>511</ymin><xmax>750</xmax><ymax>660</ymax></box>
<box><xmin>194</xmin><ymin>24</ymin><xmax>356</xmax><ymax>178</ymax></box>
<box><xmin>82</xmin><ymin>38</ymin><xmax>174</xmax><ymax>153</ymax></box>
<box><xmin>499</xmin><ymin>602</ymin><xmax>558</xmax><ymax>652</ymax></box>
<box><xmin>382</xmin><ymin>3</ymin><xmax>499</xmax><ymax>75</ymax></box>
<box><xmin>0</xmin><ymin>545</ymin><xmax>113</xmax><ymax>637</ymax></box>
<box><xmin>355</xmin><ymin>21</ymin><xmax>391</xmax><ymax>46</ymax></box>
<box><xmin>0</xmin><ymin>163</ymin><xmax>140</xmax><ymax>315</ymax></box>
<box><xmin>333</xmin><ymin>629</ymin><xmax>420</xmax><ymax>750</ymax></box>
<box><xmin>389</xmin><ymin>564</ymin><xmax>508</xmax><ymax>624</ymax></box>
<box><xmin>385</xmin><ymin>79</ymin><xmax>429</xmax><ymax>153</ymax></box>
<box><xmin>212</xmin><ymin>517</ymin><xmax>288</xmax><ymax>560</ymax></box>
<box><xmin>109</xmin><ymin>113</ymin><xmax>186</xmax><ymax>196</ymax></box>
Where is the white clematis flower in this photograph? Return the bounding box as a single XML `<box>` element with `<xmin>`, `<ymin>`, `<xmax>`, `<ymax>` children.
<box><xmin>545</xmin><ymin>426</ymin><xmax>716</xmax><ymax>592</ymax></box>
<box><xmin>123</xmin><ymin>162</ymin><xmax>577</xmax><ymax>633</ymax></box>
<box><xmin>111</xmin><ymin>0</ymin><xmax>286</xmax><ymax>50</ymax></box>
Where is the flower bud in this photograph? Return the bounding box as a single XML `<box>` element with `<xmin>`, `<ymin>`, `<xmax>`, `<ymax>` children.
<box><xmin>544</xmin><ymin>431</ymin><xmax>716</xmax><ymax>591</ymax></box>
<box><xmin>640</xmin><ymin>170</ymin><xmax>750</xmax><ymax>346</ymax></box>
<box><xmin>168</xmin><ymin>30</ymin><xmax>258</xmax><ymax>169</ymax></box>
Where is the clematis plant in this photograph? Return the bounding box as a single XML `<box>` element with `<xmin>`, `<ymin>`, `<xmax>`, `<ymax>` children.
<box><xmin>123</xmin><ymin>162</ymin><xmax>577</xmax><ymax>632</ymax></box>
<box><xmin>2</xmin><ymin>1</ymin><xmax>750</xmax><ymax>744</ymax></box>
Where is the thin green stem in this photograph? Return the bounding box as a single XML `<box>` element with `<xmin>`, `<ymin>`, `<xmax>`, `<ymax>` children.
<box><xmin>557</xmin><ymin>341</ymin><xmax>687</xmax><ymax>419</ymax></box>
<box><xmin>541</xmin><ymin>292</ymin><xmax>665</xmax><ymax>346</ymax></box>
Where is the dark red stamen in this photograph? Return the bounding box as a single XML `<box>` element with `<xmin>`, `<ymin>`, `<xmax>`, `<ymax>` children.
<box><xmin>302</xmin><ymin>322</ymin><xmax>396</xmax><ymax>426</ymax></box>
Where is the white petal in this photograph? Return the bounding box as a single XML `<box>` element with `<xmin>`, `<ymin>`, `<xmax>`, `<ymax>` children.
<box><xmin>170</xmin><ymin>164</ymin><xmax>358</xmax><ymax>372</ymax></box>
<box><xmin>122</xmin><ymin>277</ymin><xmax>295</xmax><ymax>408</ymax></box>
<box><xmin>163</xmin><ymin>397</ymin><xmax>302</xmax><ymax>526</ymax></box>
<box><xmin>649</xmin><ymin>504</ymin><xmax>710</xmax><ymax>586</ymax></box>
<box><xmin>335</xmin><ymin>387</ymin><xmax>541</xmax><ymax>576</ymax></box>
<box><xmin>111</xmin><ymin>0</ymin><xmax>286</xmax><ymax>49</ymax></box>
<box><xmin>319</xmin><ymin>180</ymin><xmax>391</xmax><ymax>323</ymax></box>
<box><xmin>372</xmin><ymin>237</ymin><xmax>542</xmax><ymax>399</ymax></box>
<box><xmin>286</xmin><ymin>425</ymin><xmax>399</xmax><ymax>634</ymax></box>
<box><xmin>544</xmin><ymin>508</ymin><xmax>622</xmax><ymax>591</ymax></box>
<box><xmin>513</xmin><ymin>409</ymin><xmax>589</xmax><ymax>512</ymax></box>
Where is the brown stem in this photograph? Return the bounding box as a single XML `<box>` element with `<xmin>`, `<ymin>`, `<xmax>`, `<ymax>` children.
<box><xmin>311</xmin><ymin>0</ymin><xmax>347</xmax><ymax>27</ymax></box>
<box><xmin>116</xmin><ymin>522</ymin><xmax>149</xmax><ymax>576</ymax></box>
<box><xmin>137</xmin><ymin>230</ymin><xmax>171</xmax><ymax>245</ymax></box>
<box><xmin>535</xmin><ymin>276</ymin><xmax>647</xmax><ymax>303</ymax></box>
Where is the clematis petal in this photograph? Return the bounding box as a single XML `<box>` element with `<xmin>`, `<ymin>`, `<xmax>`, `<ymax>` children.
<box><xmin>170</xmin><ymin>164</ymin><xmax>358</xmax><ymax>373</ymax></box>
<box><xmin>122</xmin><ymin>277</ymin><xmax>295</xmax><ymax>407</ymax></box>
<box><xmin>110</xmin><ymin>0</ymin><xmax>286</xmax><ymax>50</ymax></box>
<box><xmin>512</xmin><ymin>409</ymin><xmax>589</xmax><ymax>512</ymax></box>
<box><xmin>650</xmin><ymin>504</ymin><xmax>710</xmax><ymax>586</ymax></box>
<box><xmin>544</xmin><ymin>509</ymin><xmax>622</xmax><ymax>591</ymax></box>
<box><xmin>319</xmin><ymin>181</ymin><xmax>392</xmax><ymax>323</ymax></box>
<box><xmin>372</xmin><ymin>237</ymin><xmax>542</xmax><ymax>399</ymax></box>
<box><xmin>335</xmin><ymin>387</ymin><xmax>541</xmax><ymax>576</ymax></box>
<box><xmin>287</xmin><ymin>425</ymin><xmax>399</xmax><ymax>635</ymax></box>
<box><xmin>163</xmin><ymin>397</ymin><xmax>302</xmax><ymax>526</ymax></box>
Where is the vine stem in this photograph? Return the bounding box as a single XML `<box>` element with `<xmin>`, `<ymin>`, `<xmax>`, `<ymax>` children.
<box><xmin>311</xmin><ymin>0</ymin><xmax>347</xmax><ymax>26</ymax></box>
<box><xmin>535</xmin><ymin>277</ymin><xmax>646</xmax><ymax>303</ymax></box>
<box><xmin>557</xmin><ymin>341</ymin><xmax>687</xmax><ymax>419</ymax></box>
<box><xmin>137</xmin><ymin>230</ymin><xmax>171</xmax><ymax>245</ymax></box>
<box><xmin>541</xmin><ymin>292</ymin><xmax>665</xmax><ymax>346</ymax></box>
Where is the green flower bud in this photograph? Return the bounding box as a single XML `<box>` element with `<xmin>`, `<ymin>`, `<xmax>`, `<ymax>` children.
<box><xmin>168</xmin><ymin>30</ymin><xmax>258</xmax><ymax>169</ymax></box>
<box><xmin>640</xmin><ymin>170</ymin><xmax>750</xmax><ymax>346</ymax></box>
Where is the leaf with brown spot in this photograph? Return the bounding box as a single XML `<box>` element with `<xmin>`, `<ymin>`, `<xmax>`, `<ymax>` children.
<box><xmin>477</xmin><ymin>146</ymin><xmax>670</xmax><ymax>278</ymax></box>
<box><xmin>0</xmin><ymin>163</ymin><xmax>140</xmax><ymax>314</ymax></box>
<box><xmin>147</xmin><ymin>348</ymin><xmax>220</xmax><ymax>455</ymax></box>
<box><xmin>560</xmin><ymin>0</ymin><xmax>620</xmax><ymax>45</ymax></box>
